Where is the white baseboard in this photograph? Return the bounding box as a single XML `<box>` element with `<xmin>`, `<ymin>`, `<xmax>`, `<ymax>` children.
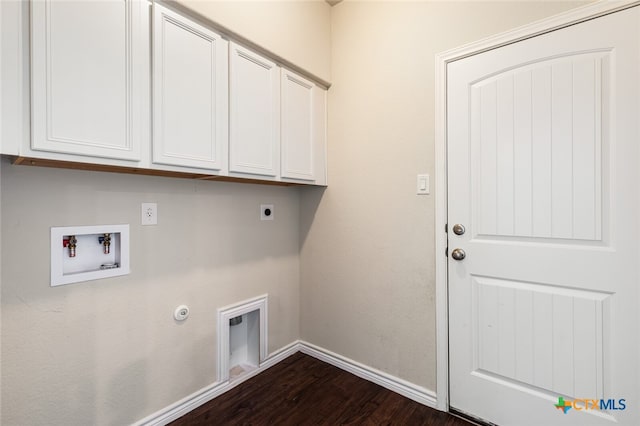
<box><xmin>135</xmin><ymin>340</ymin><xmax>438</xmax><ymax>425</ymax></box>
<box><xmin>134</xmin><ymin>340</ymin><xmax>300</xmax><ymax>426</ymax></box>
<box><xmin>298</xmin><ymin>341</ymin><xmax>437</xmax><ymax>408</ymax></box>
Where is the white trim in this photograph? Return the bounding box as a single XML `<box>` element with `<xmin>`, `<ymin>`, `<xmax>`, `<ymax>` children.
<box><xmin>440</xmin><ymin>0</ymin><xmax>640</xmax><ymax>64</ymax></box>
<box><xmin>434</xmin><ymin>45</ymin><xmax>449</xmax><ymax>411</ymax></box>
<box><xmin>433</xmin><ymin>0</ymin><xmax>640</xmax><ymax>413</ymax></box>
<box><xmin>217</xmin><ymin>294</ymin><xmax>268</xmax><ymax>383</ymax></box>
<box><xmin>134</xmin><ymin>340</ymin><xmax>300</xmax><ymax>426</ymax></box>
<box><xmin>135</xmin><ymin>340</ymin><xmax>438</xmax><ymax>425</ymax></box>
<box><xmin>299</xmin><ymin>341</ymin><xmax>437</xmax><ymax>408</ymax></box>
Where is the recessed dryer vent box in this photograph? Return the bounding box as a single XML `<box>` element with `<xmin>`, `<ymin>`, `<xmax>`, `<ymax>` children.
<box><xmin>50</xmin><ymin>224</ymin><xmax>130</xmax><ymax>287</ymax></box>
<box><xmin>218</xmin><ymin>295</ymin><xmax>267</xmax><ymax>383</ymax></box>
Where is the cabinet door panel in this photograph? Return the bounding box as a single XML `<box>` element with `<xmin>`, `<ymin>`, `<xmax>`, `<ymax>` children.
<box><xmin>153</xmin><ymin>4</ymin><xmax>228</xmax><ymax>171</ymax></box>
<box><xmin>281</xmin><ymin>69</ymin><xmax>315</xmax><ymax>181</ymax></box>
<box><xmin>229</xmin><ymin>42</ymin><xmax>279</xmax><ymax>177</ymax></box>
<box><xmin>31</xmin><ymin>0</ymin><xmax>144</xmax><ymax>161</ymax></box>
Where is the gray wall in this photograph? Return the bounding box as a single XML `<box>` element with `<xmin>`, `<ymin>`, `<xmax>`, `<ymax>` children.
<box><xmin>300</xmin><ymin>0</ymin><xmax>589</xmax><ymax>391</ymax></box>
<box><xmin>176</xmin><ymin>0</ymin><xmax>332</xmax><ymax>82</ymax></box>
<box><xmin>1</xmin><ymin>1</ymin><xmax>594</xmax><ymax>424</ymax></box>
<box><xmin>1</xmin><ymin>161</ymin><xmax>301</xmax><ymax>425</ymax></box>
<box><xmin>1</xmin><ymin>1</ymin><xmax>332</xmax><ymax>423</ymax></box>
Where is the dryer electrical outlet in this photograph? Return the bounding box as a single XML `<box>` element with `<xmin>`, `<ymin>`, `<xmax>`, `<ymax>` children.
<box><xmin>260</xmin><ymin>204</ymin><xmax>274</xmax><ymax>221</ymax></box>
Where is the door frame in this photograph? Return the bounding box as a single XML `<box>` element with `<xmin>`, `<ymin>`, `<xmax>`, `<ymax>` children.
<box><xmin>434</xmin><ymin>0</ymin><xmax>640</xmax><ymax>412</ymax></box>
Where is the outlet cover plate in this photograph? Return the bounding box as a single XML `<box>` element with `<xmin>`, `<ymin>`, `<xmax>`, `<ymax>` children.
<box><xmin>260</xmin><ymin>204</ymin><xmax>274</xmax><ymax>221</ymax></box>
<box><xmin>141</xmin><ymin>203</ymin><xmax>158</xmax><ymax>225</ymax></box>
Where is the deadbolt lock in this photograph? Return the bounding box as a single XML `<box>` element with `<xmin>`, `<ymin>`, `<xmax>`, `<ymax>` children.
<box><xmin>452</xmin><ymin>224</ymin><xmax>465</xmax><ymax>235</ymax></box>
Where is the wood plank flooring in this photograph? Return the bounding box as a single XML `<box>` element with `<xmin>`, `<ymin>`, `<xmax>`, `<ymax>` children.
<box><xmin>169</xmin><ymin>352</ymin><xmax>474</xmax><ymax>425</ymax></box>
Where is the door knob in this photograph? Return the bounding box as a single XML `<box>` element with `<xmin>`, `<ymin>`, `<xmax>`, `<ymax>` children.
<box><xmin>452</xmin><ymin>224</ymin><xmax>465</xmax><ymax>235</ymax></box>
<box><xmin>451</xmin><ymin>248</ymin><xmax>466</xmax><ymax>261</ymax></box>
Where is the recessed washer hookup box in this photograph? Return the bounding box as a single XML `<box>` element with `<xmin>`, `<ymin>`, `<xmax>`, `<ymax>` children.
<box><xmin>50</xmin><ymin>224</ymin><xmax>130</xmax><ymax>287</ymax></box>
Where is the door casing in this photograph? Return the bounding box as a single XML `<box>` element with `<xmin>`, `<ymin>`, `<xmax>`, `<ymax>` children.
<box><xmin>434</xmin><ymin>0</ymin><xmax>640</xmax><ymax>413</ymax></box>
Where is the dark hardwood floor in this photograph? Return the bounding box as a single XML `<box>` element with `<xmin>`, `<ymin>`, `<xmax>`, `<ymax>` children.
<box><xmin>169</xmin><ymin>352</ymin><xmax>474</xmax><ymax>425</ymax></box>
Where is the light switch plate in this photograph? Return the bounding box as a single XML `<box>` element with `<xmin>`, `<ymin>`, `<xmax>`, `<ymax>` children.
<box><xmin>417</xmin><ymin>174</ymin><xmax>430</xmax><ymax>195</ymax></box>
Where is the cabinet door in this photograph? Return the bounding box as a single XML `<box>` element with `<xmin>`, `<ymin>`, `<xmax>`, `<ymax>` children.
<box><xmin>152</xmin><ymin>4</ymin><xmax>228</xmax><ymax>171</ymax></box>
<box><xmin>0</xmin><ymin>1</ymin><xmax>24</xmax><ymax>156</ymax></box>
<box><xmin>31</xmin><ymin>0</ymin><xmax>146</xmax><ymax>161</ymax></box>
<box><xmin>229</xmin><ymin>42</ymin><xmax>280</xmax><ymax>177</ymax></box>
<box><xmin>281</xmin><ymin>69</ymin><xmax>316</xmax><ymax>181</ymax></box>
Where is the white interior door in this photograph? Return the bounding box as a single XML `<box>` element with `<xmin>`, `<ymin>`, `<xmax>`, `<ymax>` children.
<box><xmin>448</xmin><ymin>7</ymin><xmax>639</xmax><ymax>426</ymax></box>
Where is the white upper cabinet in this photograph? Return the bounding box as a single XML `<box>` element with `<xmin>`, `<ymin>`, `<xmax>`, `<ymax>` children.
<box><xmin>23</xmin><ymin>2</ymin><xmax>327</xmax><ymax>185</ymax></box>
<box><xmin>229</xmin><ymin>42</ymin><xmax>280</xmax><ymax>177</ymax></box>
<box><xmin>0</xmin><ymin>1</ymin><xmax>24</xmax><ymax>156</ymax></box>
<box><xmin>152</xmin><ymin>4</ymin><xmax>228</xmax><ymax>172</ymax></box>
<box><xmin>30</xmin><ymin>0</ymin><xmax>146</xmax><ymax>161</ymax></box>
<box><xmin>280</xmin><ymin>69</ymin><xmax>326</xmax><ymax>183</ymax></box>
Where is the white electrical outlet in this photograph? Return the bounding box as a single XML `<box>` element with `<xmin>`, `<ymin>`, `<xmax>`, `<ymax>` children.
<box><xmin>260</xmin><ymin>204</ymin><xmax>274</xmax><ymax>221</ymax></box>
<box><xmin>141</xmin><ymin>203</ymin><xmax>158</xmax><ymax>226</ymax></box>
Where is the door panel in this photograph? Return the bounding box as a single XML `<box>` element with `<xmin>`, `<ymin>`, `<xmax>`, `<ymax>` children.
<box><xmin>31</xmin><ymin>0</ymin><xmax>144</xmax><ymax>160</ymax></box>
<box><xmin>472</xmin><ymin>52</ymin><xmax>606</xmax><ymax>240</ymax></box>
<box><xmin>448</xmin><ymin>7</ymin><xmax>639</xmax><ymax>426</ymax></box>
<box><xmin>472</xmin><ymin>276</ymin><xmax>607</xmax><ymax>397</ymax></box>
<box><xmin>281</xmin><ymin>69</ymin><xmax>315</xmax><ymax>181</ymax></box>
<box><xmin>229</xmin><ymin>42</ymin><xmax>280</xmax><ymax>177</ymax></box>
<box><xmin>152</xmin><ymin>4</ymin><xmax>228</xmax><ymax>171</ymax></box>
